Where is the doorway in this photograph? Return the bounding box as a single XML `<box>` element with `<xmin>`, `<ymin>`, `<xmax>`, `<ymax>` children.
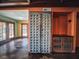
<box><xmin>21</xmin><ymin>24</ymin><xmax>28</xmax><ymax>37</ymax></box>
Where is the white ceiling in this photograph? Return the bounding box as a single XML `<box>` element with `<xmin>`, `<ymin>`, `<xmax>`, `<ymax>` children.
<box><xmin>0</xmin><ymin>10</ymin><xmax>29</xmax><ymax>20</ymax></box>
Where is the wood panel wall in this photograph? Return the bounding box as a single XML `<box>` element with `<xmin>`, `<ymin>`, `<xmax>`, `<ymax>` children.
<box><xmin>53</xmin><ymin>13</ymin><xmax>68</xmax><ymax>35</ymax></box>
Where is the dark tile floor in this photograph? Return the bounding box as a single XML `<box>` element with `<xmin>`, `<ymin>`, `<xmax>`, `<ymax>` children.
<box><xmin>0</xmin><ymin>38</ymin><xmax>78</xmax><ymax>59</ymax></box>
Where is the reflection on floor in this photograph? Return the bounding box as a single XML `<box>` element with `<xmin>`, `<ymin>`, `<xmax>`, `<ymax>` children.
<box><xmin>0</xmin><ymin>38</ymin><xmax>78</xmax><ymax>59</ymax></box>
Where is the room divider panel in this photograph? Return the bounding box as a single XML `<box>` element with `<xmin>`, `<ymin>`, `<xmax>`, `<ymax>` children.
<box><xmin>30</xmin><ymin>12</ymin><xmax>41</xmax><ymax>53</ymax></box>
<box><xmin>30</xmin><ymin>12</ymin><xmax>51</xmax><ymax>53</ymax></box>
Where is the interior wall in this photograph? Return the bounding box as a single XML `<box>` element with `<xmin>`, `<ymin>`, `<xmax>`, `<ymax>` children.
<box><xmin>15</xmin><ymin>22</ymin><xmax>18</xmax><ymax>37</ymax></box>
<box><xmin>0</xmin><ymin>15</ymin><xmax>16</xmax><ymax>22</ymax></box>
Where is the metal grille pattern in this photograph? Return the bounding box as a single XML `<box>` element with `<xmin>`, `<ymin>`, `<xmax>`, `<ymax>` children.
<box><xmin>41</xmin><ymin>13</ymin><xmax>51</xmax><ymax>53</ymax></box>
<box><xmin>30</xmin><ymin>13</ymin><xmax>41</xmax><ymax>53</ymax></box>
<box><xmin>30</xmin><ymin>12</ymin><xmax>51</xmax><ymax>53</ymax></box>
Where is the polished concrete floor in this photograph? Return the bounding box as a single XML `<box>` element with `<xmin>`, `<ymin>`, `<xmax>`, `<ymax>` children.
<box><xmin>0</xmin><ymin>38</ymin><xmax>78</xmax><ymax>59</ymax></box>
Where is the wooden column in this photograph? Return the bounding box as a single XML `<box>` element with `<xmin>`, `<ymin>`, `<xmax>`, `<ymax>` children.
<box><xmin>71</xmin><ymin>11</ymin><xmax>77</xmax><ymax>52</ymax></box>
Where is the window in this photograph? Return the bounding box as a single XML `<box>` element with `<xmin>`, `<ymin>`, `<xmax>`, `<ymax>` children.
<box><xmin>21</xmin><ymin>24</ymin><xmax>27</xmax><ymax>37</ymax></box>
<box><xmin>0</xmin><ymin>22</ymin><xmax>6</xmax><ymax>41</ymax></box>
<box><xmin>9</xmin><ymin>23</ymin><xmax>14</xmax><ymax>38</ymax></box>
<box><xmin>2</xmin><ymin>23</ymin><xmax>6</xmax><ymax>40</ymax></box>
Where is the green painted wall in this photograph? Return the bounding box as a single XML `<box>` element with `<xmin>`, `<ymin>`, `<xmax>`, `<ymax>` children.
<box><xmin>0</xmin><ymin>15</ymin><xmax>16</xmax><ymax>22</ymax></box>
<box><xmin>15</xmin><ymin>21</ymin><xmax>18</xmax><ymax>37</ymax></box>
